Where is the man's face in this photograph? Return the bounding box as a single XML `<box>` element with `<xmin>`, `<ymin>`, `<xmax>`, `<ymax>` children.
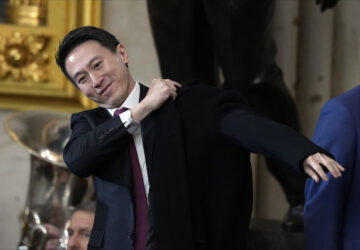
<box><xmin>67</xmin><ymin>211</ymin><xmax>95</xmax><ymax>250</ymax></box>
<box><xmin>65</xmin><ymin>40</ymin><xmax>135</xmax><ymax>108</ymax></box>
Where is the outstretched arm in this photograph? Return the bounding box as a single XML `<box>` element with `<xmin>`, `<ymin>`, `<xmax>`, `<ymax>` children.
<box><xmin>217</xmin><ymin>91</ymin><xmax>344</xmax><ymax>182</ymax></box>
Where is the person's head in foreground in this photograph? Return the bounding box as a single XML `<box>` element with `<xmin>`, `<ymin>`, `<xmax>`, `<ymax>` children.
<box><xmin>67</xmin><ymin>201</ymin><xmax>96</xmax><ymax>250</ymax></box>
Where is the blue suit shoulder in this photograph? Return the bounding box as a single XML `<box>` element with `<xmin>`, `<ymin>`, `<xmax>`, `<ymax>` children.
<box><xmin>327</xmin><ymin>85</ymin><xmax>360</xmax><ymax>110</ymax></box>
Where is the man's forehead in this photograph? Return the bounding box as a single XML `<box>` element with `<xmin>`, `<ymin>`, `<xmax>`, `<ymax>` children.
<box><xmin>67</xmin><ymin>41</ymin><xmax>97</xmax><ymax>59</ymax></box>
<box><xmin>65</xmin><ymin>42</ymin><xmax>99</xmax><ymax>76</ymax></box>
<box><xmin>72</xmin><ymin>210</ymin><xmax>94</xmax><ymax>218</ymax></box>
<box><xmin>66</xmin><ymin>40</ymin><xmax>115</xmax><ymax>65</ymax></box>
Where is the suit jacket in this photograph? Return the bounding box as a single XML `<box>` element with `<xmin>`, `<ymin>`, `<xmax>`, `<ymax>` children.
<box><xmin>305</xmin><ymin>86</ymin><xmax>360</xmax><ymax>250</ymax></box>
<box><xmin>64</xmin><ymin>83</ymin><xmax>326</xmax><ymax>250</ymax></box>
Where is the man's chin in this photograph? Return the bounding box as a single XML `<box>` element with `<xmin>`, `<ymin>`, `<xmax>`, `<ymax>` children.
<box><xmin>99</xmin><ymin>104</ymin><xmax>112</xmax><ymax>109</ymax></box>
<box><xmin>98</xmin><ymin>102</ymin><xmax>119</xmax><ymax>109</ymax></box>
<box><xmin>94</xmin><ymin>96</ymin><xmax>124</xmax><ymax>109</ymax></box>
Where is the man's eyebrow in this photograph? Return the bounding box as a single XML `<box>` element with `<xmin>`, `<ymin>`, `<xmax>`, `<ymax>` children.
<box><xmin>89</xmin><ymin>56</ymin><xmax>101</xmax><ymax>66</ymax></box>
<box><xmin>73</xmin><ymin>56</ymin><xmax>102</xmax><ymax>81</ymax></box>
<box><xmin>79</xmin><ymin>228</ymin><xmax>91</xmax><ymax>234</ymax></box>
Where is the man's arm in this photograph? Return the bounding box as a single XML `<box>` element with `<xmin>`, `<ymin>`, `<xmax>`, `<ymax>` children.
<box><xmin>64</xmin><ymin>78</ymin><xmax>180</xmax><ymax>177</ymax></box>
<box><xmin>304</xmin><ymin>100</ymin><xmax>355</xmax><ymax>250</ymax></box>
<box><xmin>131</xmin><ymin>78</ymin><xmax>181</xmax><ymax>122</ymax></box>
<box><xmin>63</xmin><ymin>112</ymin><xmax>131</xmax><ymax>177</ymax></box>
<box><xmin>217</xmin><ymin>91</ymin><xmax>344</xmax><ymax>181</ymax></box>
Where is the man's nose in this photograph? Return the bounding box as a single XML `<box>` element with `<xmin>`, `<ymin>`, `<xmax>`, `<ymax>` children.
<box><xmin>90</xmin><ymin>72</ymin><xmax>103</xmax><ymax>88</ymax></box>
<box><xmin>68</xmin><ymin>236</ymin><xmax>80</xmax><ymax>249</ymax></box>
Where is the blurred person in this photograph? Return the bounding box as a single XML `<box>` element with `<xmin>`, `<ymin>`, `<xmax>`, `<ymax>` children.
<box><xmin>305</xmin><ymin>85</ymin><xmax>359</xmax><ymax>250</ymax></box>
<box><xmin>67</xmin><ymin>201</ymin><xmax>95</xmax><ymax>250</ymax></box>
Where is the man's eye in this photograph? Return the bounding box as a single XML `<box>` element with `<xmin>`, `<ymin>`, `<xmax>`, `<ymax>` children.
<box><xmin>94</xmin><ymin>61</ymin><xmax>102</xmax><ymax>70</ymax></box>
<box><xmin>67</xmin><ymin>230</ymin><xmax>73</xmax><ymax>236</ymax></box>
<box><xmin>78</xmin><ymin>76</ymin><xmax>87</xmax><ymax>84</ymax></box>
<box><xmin>82</xmin><ymin>231</ymin><xmax>91</xmax><ymax>238</ymax></box>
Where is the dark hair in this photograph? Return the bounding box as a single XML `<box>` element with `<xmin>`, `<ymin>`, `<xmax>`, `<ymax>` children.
<box><xmin>55</xmin><ymin>26</ymin><xmax>120</xmax><ymax>87</ymax></box>
<box><xmin>73</xmin><ymin>201</ymin><xmax>96</xmax><ymax>215</ymax></box>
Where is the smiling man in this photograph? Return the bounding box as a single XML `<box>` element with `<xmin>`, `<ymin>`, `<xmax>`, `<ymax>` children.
<box><xmin>56</xmin><ymin>26</ymin><xmax>344</xmax><ymax>250</ymax></box>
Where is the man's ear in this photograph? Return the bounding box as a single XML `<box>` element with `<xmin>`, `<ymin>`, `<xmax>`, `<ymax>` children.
<box><xmin>116</xmin><ymin>44</ymin><xmax>129</xmax><ymax>64</ymax></box>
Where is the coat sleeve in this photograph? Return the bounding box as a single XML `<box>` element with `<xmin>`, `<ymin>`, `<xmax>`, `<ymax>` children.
<box><xmin>216</xmin><ymin>90</ymin><xmax>329</xmax><ymax>172</ymax></box>
<box><xmin>63</xmin><ymin>111</ymin><xmax>131</xmax><ymax>178</ymax></box>
<box><xmin>304</xmin><ymin>100</ymin><xmax>356</xmax><ymax>250</ymax></box>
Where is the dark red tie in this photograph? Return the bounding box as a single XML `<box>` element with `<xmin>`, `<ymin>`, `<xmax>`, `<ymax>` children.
<box><xmin>114</xmin><ymin>108</ymin><xmax>148</xmax><ymax>250</ymax></box>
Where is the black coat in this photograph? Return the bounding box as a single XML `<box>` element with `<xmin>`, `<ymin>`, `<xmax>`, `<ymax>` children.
<box><xmin>63</xmin><ymin>83</ymin><xmax>326</xmax><ymax>250</ymax></box>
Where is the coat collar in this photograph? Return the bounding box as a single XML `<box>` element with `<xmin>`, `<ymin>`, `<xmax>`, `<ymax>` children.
<box><xmin>139</xmin><ymin>83</ymin><xmax>156</xmax><ymax>179</ymax></box>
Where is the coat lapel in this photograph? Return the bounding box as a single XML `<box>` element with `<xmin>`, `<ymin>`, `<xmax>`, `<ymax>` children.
<box><xmin>99</xmin><ymin>83</ymin><xmax>156</xmax><ymax>181</ymax></box>
<box><xmin>139</xmin><ymin>84</ymin><xmax>156</xmax><ymax>180</ymax></box>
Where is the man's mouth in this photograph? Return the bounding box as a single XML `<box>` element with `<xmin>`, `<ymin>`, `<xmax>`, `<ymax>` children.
<box><xmin>99</xmin><ymin>82</ymin><xmax>112</xmax><ymax>95</ymax></box>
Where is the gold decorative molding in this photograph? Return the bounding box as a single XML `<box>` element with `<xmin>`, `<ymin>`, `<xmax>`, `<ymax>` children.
<box><xmin>0</xmin><ymin>0</ymin><xmax>101</xmax><ymax>112</ymax></box>
<box><xmin>0</xmin><ymin>31</ymin><xmax>50</xmax><ymax>82</ymax></box>
<box><xmin>6</xmin><ymin>0</ymin><xmax>47</xmax><ymax>27</ymax></box>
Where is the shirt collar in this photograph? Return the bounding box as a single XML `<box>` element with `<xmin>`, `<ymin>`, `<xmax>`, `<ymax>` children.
<box><xmin>107</xmin><ymin>81</ymin><xmax>140</xmax><ymax>116</ymax></box>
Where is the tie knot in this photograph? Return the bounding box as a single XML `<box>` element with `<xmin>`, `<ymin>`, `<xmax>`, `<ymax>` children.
<box><xmin>114</xmin><ymin>107</ymin><xmax>129</xmax><ymax>117</ymax></box>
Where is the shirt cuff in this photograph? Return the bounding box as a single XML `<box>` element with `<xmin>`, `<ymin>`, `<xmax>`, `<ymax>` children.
<box><xmin>119</xmin><ymin>110</ymin><xmax>139</xmax><ymax>134</ymax></box>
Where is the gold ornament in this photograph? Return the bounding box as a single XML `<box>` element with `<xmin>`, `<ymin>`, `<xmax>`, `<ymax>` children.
<box><xmin>0</xmin><ymin>32</ymin><xmax>50</xmax><ymax>83</ymax></box>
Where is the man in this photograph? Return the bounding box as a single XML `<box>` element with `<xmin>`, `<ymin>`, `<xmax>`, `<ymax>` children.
<box><xmin>67</xmin><ymin>201</ymin><xmax>96</xmax><ymax>250</ymax></box>
<box><xmin>304</xmin><ymin>86</ymin><xmax>360</xmax><ymax>250</ymax></box>
<box><xmin>56</xmin><ymin>26</ymin><xmax>344</xmax><ymax>250</ymax></box>
<box><xmin>147</xmin><ymin>0</ymin><xmax>341</xmax><ymax>231</ymax></box>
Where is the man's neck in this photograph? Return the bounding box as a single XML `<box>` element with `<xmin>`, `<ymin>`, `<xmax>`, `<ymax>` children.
<box><xmin>107</xmin><ymin>81</ymin><xmax>140</xmax><ymax>116</ymax></box>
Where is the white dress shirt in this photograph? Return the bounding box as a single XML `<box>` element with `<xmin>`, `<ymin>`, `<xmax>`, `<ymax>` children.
<box><xmin>107</xmin><ymin>82</ymin><xmax>150</xmax><ymax>202</ymax></box>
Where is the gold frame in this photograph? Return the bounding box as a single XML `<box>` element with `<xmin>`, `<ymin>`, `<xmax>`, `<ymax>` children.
<box><xmin>0</xmin><ymin>0</ymin><xmax>101</xmax><ymax>112</ymax></box>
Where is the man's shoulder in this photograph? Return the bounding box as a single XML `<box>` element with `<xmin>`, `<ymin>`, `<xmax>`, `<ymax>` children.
<box><xmin>178</xmin><ymin>81</ymin><xmax>218</xmax><ymax>94</ymax></box>
<box><xmin>72</xmin><ymin>107</ymin><xmax>105</xmax><ymax>116</ymax></box>
<box><xmin>178</xmin><ymin>81</ymin><xmax>244</xmax><ymax>98</ymax></box>
<box><xmin>177</xmin><ymin>81</ymin><xmax>249</xmax><ymax>107</ymax></box>
<box><xmin>71</xmin><ymin>107</ymin><xmax>109</xmax><ymax>121</ymax></box>
<box><xmin>330</xmin><ymin>85</ymin><xmax>360</xmax><ymax>104</ymax></box>
<box><xmin>324</xmin><ymin>85</ymin><xmax>360</xmax><ymax>114</ymax></box>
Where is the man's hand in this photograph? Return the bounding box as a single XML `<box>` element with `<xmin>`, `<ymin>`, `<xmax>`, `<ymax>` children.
<box><xmin>143</xmin><ymin>78</ymin><xmax>181</xmax><ymax>110</ymax></box>
<box><xmin>43</xmin><ymin>223</ymin><xmax>61</xmax><ymax>250</ymax></box>
<box><xmin>131</xmin><ymin>78</ymin><xmax>181</xmax><ymax>122</ymax></box>
<box><xmin>303</xmin><ymin>152</ymin><xmax>345</xmax><ymax>183</ymax></box>
<box><xmin>316</xmin><ymin>0</ymin><xmax>340</xmax><ymax>12</ymax></box>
